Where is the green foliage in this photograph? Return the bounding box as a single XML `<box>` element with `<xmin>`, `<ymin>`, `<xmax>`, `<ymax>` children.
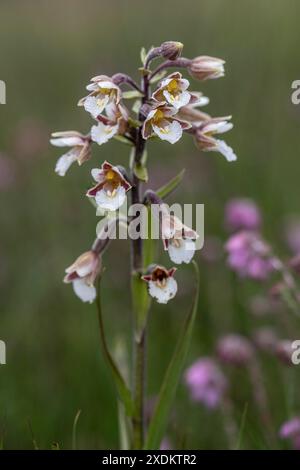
<box><xmin>156</xmin><ymin>169</ymin><xmax>186</xmax><ymax>199</ymax></box>
<box><xmin>145</xmin><ymin>262</ymin><xmax>200</xmax><ymax>449</ymax></box>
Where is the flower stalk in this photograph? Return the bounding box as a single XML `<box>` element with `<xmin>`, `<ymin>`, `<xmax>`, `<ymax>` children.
<box><xmin>130</xmin><ymin>68</ymin><xmax>149</xmax><ymax>449</ymax></box>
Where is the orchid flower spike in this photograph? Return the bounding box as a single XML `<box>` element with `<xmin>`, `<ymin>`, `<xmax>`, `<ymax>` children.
<box><xmin>64</xmin><ymin>250</ymin><xmax>101</xmax><ymax>303</ymax></box>
<box><xmin>50</xmin><ymin>131</ymin><xmax>91</xmax><ymax>176</ymax></box>
<box><xmin>142</xmin><ymin>265</ymin><xmax>177</xmax><ymax>304</ymax></box>
<box><xmin>87</xmin><ymin>161</ymin><xmax>131</xmax><ymax>211</ymax></box>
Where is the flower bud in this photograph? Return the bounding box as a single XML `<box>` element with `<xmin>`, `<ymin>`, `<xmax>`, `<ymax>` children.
<box><xmin>188</xmin><ymin>56</ymin><xmax>225</xmax><ymax>81</ymax></box>
<box><xmin>161</xmin><ymin>41</ymin><xmax>183</xmax><ymax>60</ymax></box>
<box><xmin>64</xmin><ymin>250</ymin><xmax>101</xmax><ymax>303</ymax></box>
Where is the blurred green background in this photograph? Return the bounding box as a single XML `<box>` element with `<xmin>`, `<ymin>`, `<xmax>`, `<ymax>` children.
<box><xmin>0</xmin><ymin>0</ymin><xmax>300</xmax><ymax>449</ymax></box>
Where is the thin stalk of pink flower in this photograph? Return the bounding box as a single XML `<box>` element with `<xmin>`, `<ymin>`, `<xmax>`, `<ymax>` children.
<box><xmin>221</xmin><ymin>397</ymin><xmax>238</xmax><ymax>449</ymax></box>
<box><xmin>247</xmin><ymin>359</ymin><xmax>276</xmax><ymax>447</ymax></box>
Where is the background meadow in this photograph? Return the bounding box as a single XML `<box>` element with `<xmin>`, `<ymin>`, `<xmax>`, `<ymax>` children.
<box><xmin>0</xmin><ymin>0</ymin><xmax>300</xmax><ymax>449</ymax></box>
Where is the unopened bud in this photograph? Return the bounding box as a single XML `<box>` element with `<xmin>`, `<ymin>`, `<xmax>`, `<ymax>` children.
<box><xmin>188</xmin><ymin>56</ymin><xmax>225</xmax><ymax>81</ymax></box>
<box><xmin>161</xmin><ymin>41</ymin><xmax>183</xmax><ymax>60</ymax></box>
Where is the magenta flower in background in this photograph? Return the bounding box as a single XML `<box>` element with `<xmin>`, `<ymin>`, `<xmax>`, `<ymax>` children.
<box><xmin>225</xmin><ymin>230</ymin><xmax>275</xmax><ymax>281</ymax></box>
<box><xmin>217</xmin><ymin>334</ymin><xmax>254</xmax><ymax>366</ymax></box>
<box><xmin>279</xmin><ymin>417</ymin><xmax>300</xmax><ymax>449</ymax></box>
<box><xmin>184</xmin><ymin>358</ymin><xmax>227</xmax><ymax>409</ymax></box>
<box><xmin>224</xmin><ymin>198</ymin><xmax>261</xmax><ymax>233</ymax></box>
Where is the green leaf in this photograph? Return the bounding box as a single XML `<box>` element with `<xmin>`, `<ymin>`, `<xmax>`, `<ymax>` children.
<box><xmin>72</xmin><ymin>409</ymin><xmax>81</xmax><ymax>450</ymax></box>
<box><xmin>144</xmin><ymin>261</ymin><xmax>200</xmax><ymax>450</ymax></box>
<box><xmin>51</xmin><ymin>442</ymin><xmax>60</xmax><ymax>450</ymax></box>
<box><xmin>134</xmin><ymin>163</ymin><xmax>148</xmax><ymax>182</ymax></box>
<box><xmin>123</xmin><ymin>90</ymin><xmax>143</xmax><ymax>100</ymax></box>
<box><xmin>236</xmin><ymin>403</ymin><xmax>248</xmax><ymax>450</ymax></box>
<box><xmin>128</xmin><ymin>117</ymin><xmax>142</xmax><ymax>128</ymax></box>
<box><xmin>96</xmin><ymin>282</ymin><xmax>135</xmax><ymax>416</ymax></box>
<box><xmin>132</xmin><ymin>99</ymin><xmax>141</xmax><ymax>115</ymax></box>
<box><xmin>140</xmin><ymin>47</ymin><xmax>147</xmax><ymax>65</ymax></box>
<box><xmin>133</xmin><ymin>149</ymin><xmax>148</xmax><ymax>182</ymax></box>
<box><xmin>150</xmin><ymin>70</ymin><xmax>167</xmax><ymax>84</ymax></box>
<box><xmin>131</xmin><ymin>272</ymin><xmax>151</xmax><ymax>337</ymax></box>
<box><xmin>113</xmin><ymin>135</ymin><xmax>134</xmax><ymax>146</ymax></box>
<box><xmin>156</xmin><ymin>169</ymin><xmax>185</xmax><ymax>199</ymax></box>
<box><xmin>118</xmin><ymin>402</ymin><xmax>131</xmax><ymax>450</ymax></box>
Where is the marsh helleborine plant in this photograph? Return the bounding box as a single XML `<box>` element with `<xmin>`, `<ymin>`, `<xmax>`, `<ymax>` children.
<box><xmin>51</xmin><ymin>41</ymin><xmax>236</xmax><ymax>449</ymax></box>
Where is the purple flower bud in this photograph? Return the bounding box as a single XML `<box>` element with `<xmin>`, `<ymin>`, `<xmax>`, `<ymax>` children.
<box><xmin>184</xmin><ymin>358</ymin><xmax>227</xmax><ymax>409</ymax></box>
<box><xmin>217</xmin><ymin>334</ymin><xmax>254</xmax><ymax>366</ymax></box>
<box><xmin>224</xmin><ymin>198</ymin><xmax>261</xmax><ymax>232</ymax></box>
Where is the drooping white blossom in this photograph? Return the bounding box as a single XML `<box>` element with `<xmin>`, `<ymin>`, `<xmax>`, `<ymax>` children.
<box><xmin>142</xmin><ymin>266</ymin><xmax>177</xmax><ymax>304</ymax></box>
<box><xmin>50</xmin><ymin>131</ymin><xmax>91</xmax><ymax>176</ymax></box>
<box><xmin>64</xmin><ymin>250</ymin><xmax>101</xmax><ymax>303</ymax></box>
<box><xmin>86</xmin><ymin>161</ymin><xmax>131</xmax><ymax>212</ymax></box>
<box><xmin>194</xmin><ymin>116</ymin><xmax>237</xmax><ymax>162</ymax></box>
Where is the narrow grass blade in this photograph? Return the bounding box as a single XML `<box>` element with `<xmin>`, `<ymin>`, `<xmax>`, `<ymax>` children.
<box><xmin>156</xmin><ymin>169</ymin><xmax>185</xmax><ymax>199</ymax></box>
<box><xmin>96</xmin><ymin>281</ymin><xmax>134</xmax><ymax>417</ymax></box>
<box><xmin>145</xmin><ymin>261</ymin><xmax>199</xmax><ymax>449</ymax></box>
<box><xmin>72</xmin><ymin>409</ymin><xmax>82</xmax><ymax>450</ymax></box>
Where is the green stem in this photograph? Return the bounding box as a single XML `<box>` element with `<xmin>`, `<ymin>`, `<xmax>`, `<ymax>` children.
<box><xmin>132</xmin><ymin>331</ymin><xmax>146</xmax><ymax>448</ymax></box>
<box><xmin>130</xmin><ymin>67</ymin><xmax>150</xmax><ymax>449</ymax></box>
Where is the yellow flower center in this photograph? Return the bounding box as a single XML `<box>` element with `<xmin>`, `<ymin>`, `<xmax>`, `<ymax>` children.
<box><xmin>153</xmin><ymin>109</ymin><xmax>165</xmax><ymax>124</ymax></box>
<box><xmin>167</xmin><ymin>79</ymin><xmax>179</xmax><ymax>94</ymax></box>
<box><xmin>99</xmin><ymin>87</ymin><xmax>112</xmax><ymax>95</ymax></box>
<box><xmin>106</xmin><ymin>169</ymin><xmax>115</xmax><ymax>180</ymax></box>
